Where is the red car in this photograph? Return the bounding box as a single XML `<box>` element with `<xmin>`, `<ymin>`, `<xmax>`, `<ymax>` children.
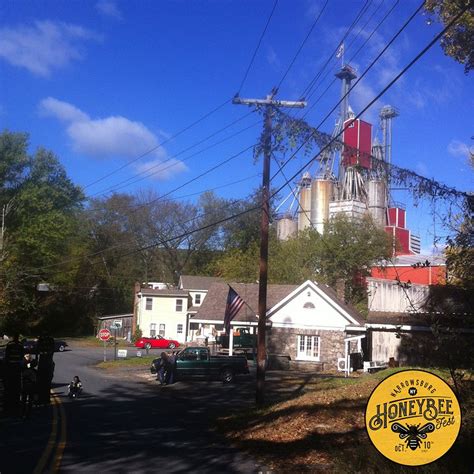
<box><xmin>135</xmin><ymin>336</ymin><xmax>179</xmax><ymax>350</ymax></box>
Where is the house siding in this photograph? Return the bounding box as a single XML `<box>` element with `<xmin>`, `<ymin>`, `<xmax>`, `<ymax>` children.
<box><xmin>267</xmin><ymin>327</ymin><xmax>345</xmax><ymax>371</ymax></box>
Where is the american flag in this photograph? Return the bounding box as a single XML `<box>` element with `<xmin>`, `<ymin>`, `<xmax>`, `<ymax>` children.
<box><xmin>224</xmin><ymin>286</ymin><xmax>244</xmax><ymax>334</ymax></box>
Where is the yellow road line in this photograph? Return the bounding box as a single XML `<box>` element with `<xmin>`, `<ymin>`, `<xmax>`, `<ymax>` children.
<box><xmin>52</xmin><ymin>392</ymin><xmax>67</xmax><ymax>473</ymax></box>
<box><xmin>33</xmin><ymin>393</ymin><xmax>59</xmax><ymax>474</ymax></box>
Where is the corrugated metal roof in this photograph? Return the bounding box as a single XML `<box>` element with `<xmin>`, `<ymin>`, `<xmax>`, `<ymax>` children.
<box><xmin>380</xmin><ymin>254</ymin><xmax>446</xmax><ymax>267</ymax></box>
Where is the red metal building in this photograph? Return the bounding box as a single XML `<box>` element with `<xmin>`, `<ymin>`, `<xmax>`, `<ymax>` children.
<box><xmin>342</xmin><ymin>118</ymin><xmax>372</xmax><ymax>169</ymax></box>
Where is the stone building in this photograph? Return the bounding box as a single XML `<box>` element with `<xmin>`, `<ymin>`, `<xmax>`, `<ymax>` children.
<box><xmin>192</xmin><ymin>280</ymin><xmax>365</xmax><ymax>372</ymax></box>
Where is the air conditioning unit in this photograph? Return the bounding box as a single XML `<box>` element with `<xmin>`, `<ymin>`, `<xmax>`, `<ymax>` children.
<box><xmin>337</xmin><ymin>358</ymin><xmax>347</xmax><ymax>371</ymax></box>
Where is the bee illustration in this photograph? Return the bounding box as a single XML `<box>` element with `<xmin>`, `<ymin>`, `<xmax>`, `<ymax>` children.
<box><xmin>391</xmin><ymin>422</ymin><xmax>435</xmax><ymax>450</ymax></box>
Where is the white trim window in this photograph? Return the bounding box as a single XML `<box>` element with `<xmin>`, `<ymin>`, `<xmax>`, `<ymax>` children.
<box><xmin>145</xmin><ymin>297</ymin><xmax>153</xmax><ymax>310</ymax></box>
<box><xmin>297</xmin><ymin>335</ymin><xmax>320</xmax><ymax>361</ymax></box>
<box><xmin>159</xmin><ymin>324</ymin><xmax>166</xmax><ymax>337</ymax></box>
<box><xmin>195</xmin><ymin>294</ymin><xmax>201</xmax><ymax>305</ymax></box>
<box><xmin>176</xmin><ymin>299</ymin><xmax>183</xmax><ymax>312</ymax></box>
<box><xmin>150</xmin><ymin>323</ymin><xmax>156</xmax><ymax>338</ymax></box>
<box><xmin>177</xmin><ymin>324</ymin><xmax>183</xmax><ymax>335</ymax></box>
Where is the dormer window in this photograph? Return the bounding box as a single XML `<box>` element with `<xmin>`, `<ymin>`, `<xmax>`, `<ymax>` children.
<box><xmin>195</xmin><ymin>294</ymin><xmax>201</xmax><ymax>305</ymax></box>
<box><xmin>303</xmin><ymin>302</ymin><xmax>315</xmax><ymax>309</ymax></box>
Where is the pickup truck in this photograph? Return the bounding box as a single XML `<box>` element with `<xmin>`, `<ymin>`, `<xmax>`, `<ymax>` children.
<box><xmin>216</xmin><ymin>327</ymin><xmax>256</xmax><ymax>349</ymax></box>
<box><xmin>150</xmin><ymin>347</ymin><xmax>249</xmax><ymax>383</ymax></box>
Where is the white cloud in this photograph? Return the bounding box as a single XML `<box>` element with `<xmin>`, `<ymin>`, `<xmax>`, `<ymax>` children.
<box><xmin>447</xmin><ymin>140</ymin><xmax>470</xmax><ymax>159</ymax></box>
<box><xmin>415</xmin><ymin>161</ymin><xmax>429</xmax><ymax>176</ymax></box>
<box><xmin>266</xmin><ymin>46</ymin><xmax>281</xmax><ymax>68</ymax></box>
<box><xmin>38</xmin><ymin>98</ymin><xmax>186</xmax><ymax>180</ymax></box>
<box><xmin>0</xmin><ymin>20</ymin><xmax>100</xmax><ymax>77</ymax></box>
<box><xmin>135</xmin><ymin>159</ymin><xmax>189</xmax><ymax>181</ymax></box>
<box><xmin>96</xmin><ymin>0</ymin><xmax>123</xmax><ymax>20</ymax></box>
<box><xmin>39</xmin><ymin>97</ymin><xmax>89</xmax><ymax>122</ymax></box>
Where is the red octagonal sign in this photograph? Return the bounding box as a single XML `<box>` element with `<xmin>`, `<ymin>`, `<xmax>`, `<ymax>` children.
<box><xmin>98</xmin><ymin>328</ymin><xmax>111</xmax><ymax>341</ymax></box>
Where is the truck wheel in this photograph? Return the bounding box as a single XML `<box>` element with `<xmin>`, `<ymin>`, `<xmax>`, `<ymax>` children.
<box><xmin>221</xmin><ymin>368</ymin><xmax>234</xmax><ymax>383</ymax></box>
<box><xmin>58</xmin><ymin>344</ymin><xmax>66</xmax><ymax>352</ymax></box>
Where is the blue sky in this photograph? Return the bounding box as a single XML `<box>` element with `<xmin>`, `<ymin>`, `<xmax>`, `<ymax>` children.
<box><xmin>1</xmin><ymin>0</ymin><xmax>472</xmax><ymax>253</ymax></box>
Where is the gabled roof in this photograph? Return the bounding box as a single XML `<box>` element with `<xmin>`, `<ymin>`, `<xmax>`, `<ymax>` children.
<box><xmin>193</xmin><ymin>280</ymin><xmax>364</xmax><ymax>326</ymax></box>
<box><xmin>179</xmin><ymin>275</ymin><xmax>224</xmax><ymax>291</ymax></box>
<box><xmin>192</xmin><ymin>282</ymin><xmax>297</xmax><ymax>322</ymax></box>
<box><xmin>267</xmin><ymin>280</ymin><xmax>365</xmax><ymax>326</ymax></box>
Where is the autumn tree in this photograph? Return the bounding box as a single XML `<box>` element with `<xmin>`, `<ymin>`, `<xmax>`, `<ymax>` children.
<box><xmin>425</xmin><ymin>0</ymin><xmax>474</xmax><ymax>73</ymax></box>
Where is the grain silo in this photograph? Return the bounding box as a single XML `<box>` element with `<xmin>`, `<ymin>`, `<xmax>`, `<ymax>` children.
<box><xmin>310</xmin><ymin>179</ymin><xmax>333</xmax><ymax>234</ymax></box>
<box><xmin>368</xmin><ymin>179</ymin><xmax>387</xmax><ymax>227</ymax></box>
<box><xmin>276</xmin><ymin>215</ymin><xmax>297</xmax><ymax>240</ymax></box>
<box><xmin>297</xmin><ymin>172</ymin><xmax>312</xmax><ymax>232</ymax></box>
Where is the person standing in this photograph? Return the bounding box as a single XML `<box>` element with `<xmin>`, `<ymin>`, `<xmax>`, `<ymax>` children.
<box><xmin>36</xmin><ymin>333</ymin><xmax>55</xmax><ymax>405</ymax></box>
<box><xmin>158</xmin><ymin>352</ymin><xmax>168</xmax><ymax>385</ymax></box>
<box><xmin>166</xmin><ymin>352</ymin><xmax>177</xmax><ymax>385</ymax></box>
<box><xmin>4</xmin><ymin>334</ymin><xmax>24</xmax><ymax>416</ymax></box>
<box><xmin>20</xmin><ymin>355</ymin><xmax>37</xmax><ymax>419</ymax></box>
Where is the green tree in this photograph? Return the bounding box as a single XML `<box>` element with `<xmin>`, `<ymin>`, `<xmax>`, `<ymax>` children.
<box><xmin>425</xmin><ymin>0</ymin><xmax>474</xmax><ymax>73</ymax></box>
<box><xmin>0</xmin><ymin>132</ymin><xmax>85</xmax><ymax>333</ymax></box>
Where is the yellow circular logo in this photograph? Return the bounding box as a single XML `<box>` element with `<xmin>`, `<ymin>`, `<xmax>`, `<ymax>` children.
<box><xmin>365</xmin><ymin>370</ymin><xmax>461</xmax><ymax>466</ymax></box>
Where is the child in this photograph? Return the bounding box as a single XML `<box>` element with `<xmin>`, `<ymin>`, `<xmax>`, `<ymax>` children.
<box><xmin>68</xmin><ymin>375</ymin><xmax>83</xmax><ymax>398</ymax></box>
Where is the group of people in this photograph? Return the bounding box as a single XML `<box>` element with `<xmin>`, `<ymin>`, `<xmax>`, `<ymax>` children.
<box><xmin>1</xmin><ymin>333</ymin><xmax>56</xmax><ymax>419</ymax></box>
<box><xmin>155</xmin><ymin>351</ymin><xmax>177</xmax><ymax>385</ymax></box>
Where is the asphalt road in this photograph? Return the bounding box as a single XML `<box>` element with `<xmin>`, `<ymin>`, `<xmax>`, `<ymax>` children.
<box><xmin>1</xmin><ymin>346</ymin><xmax>263</xmax><ymax>473</ymax></box>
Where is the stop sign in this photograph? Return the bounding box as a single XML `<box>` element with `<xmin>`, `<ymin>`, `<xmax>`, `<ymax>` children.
<box><xmin>98</xmin><ymin>328</ymin><xmax>111</xmax><ymax>341</ymax></box>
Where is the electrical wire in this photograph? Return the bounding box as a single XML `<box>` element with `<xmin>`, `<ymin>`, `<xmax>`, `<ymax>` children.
<box><xmin>10</xmin><ymin>1</ymin><xmax>471</xmax><ymax>282</ymax></box>
<box><xmin>276</xmin><ymin>0</ymin><xmax>330</xmax><ymax>91</ymax></box>
<box><xmin>83</xmin><ymin>98</ymin><xmax>232</xmax><ymax>190</ymax></box>
<box><xmin>237</xmin><ymin>0</ymin><xmax>279</xmax><ymax>95</ymax></box>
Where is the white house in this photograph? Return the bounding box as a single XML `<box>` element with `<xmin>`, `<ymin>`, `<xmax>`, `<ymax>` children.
<box><xmin>135</xmin><ymin>288</ymin><xmax>189</xmax><ymax>343</ymax></box>
<box><xmin>191</xmin><ymin>280</ymin><xmax>366</xmax><ymax>371</ymax></box>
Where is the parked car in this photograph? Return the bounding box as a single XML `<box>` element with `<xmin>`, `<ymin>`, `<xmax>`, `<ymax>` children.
<box><xmin>22</xmin><ymin>338</ymin><xmax>68</xmax><ymax>353</ymax></box>
<box><xmin>135</xmin><ymin>336</ymin><xmax>179</xmax><ymax>350</ymax></box>
<box><xmin>151</xmin><ymin>346</ymin><xmax>249</xmax><ymax>383</ymax></box>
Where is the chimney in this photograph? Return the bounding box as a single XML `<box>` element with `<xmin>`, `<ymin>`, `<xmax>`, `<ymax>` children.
<box><xmin>336</xmin><ymin>278</ymin><xmax>346</xmax><ymax>303</ymax></box>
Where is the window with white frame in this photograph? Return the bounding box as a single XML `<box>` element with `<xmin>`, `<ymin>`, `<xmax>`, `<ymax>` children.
<box><xmin>159</xmin><ymin>324</ymin><xmax>165</xmax><ymax>337</ymax></box>
<box><xmin>150</xmin><ymin>323</ymin><xmax>156</xmax><ymax>338</ymax></box>
<box><xmin>195</xmin><ymin>294</ymin><xmax>201</xmax><ymax>305</ymax></box>
<box><xmin>176</xmin><ymin>299</ymin><xmax>183</xmax><ymax>312</ymax></box>
<box><xmin>296</xmin><ymin>335</ymin><xmax>320</xmax><ymax>361</ymax></box>
<box><xmin>177</xmin><ymin>324</ymin><xmax>183</xmax><ymax>334</ymax></box>
<box><xmin>145</xmin><ymin>297</ymin><xmax>153</xmax><ymax>310</ymax></box>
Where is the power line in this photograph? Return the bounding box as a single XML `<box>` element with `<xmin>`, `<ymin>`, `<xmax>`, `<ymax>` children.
<box><xmin>299</xmin><ymin>0</ymin><xmax>373</xmax><ymax>101</ymax></box>
<box><xmin>306</xmin><ymin>0</ymin><xmax>399</xmax><ymax>111</ymax></box>
<box><xmin>276</xmin><ymin>0</ymin><xmax>330</xmax><ymax>91</ymax></box>
<box><xmin>88</xmin><ymin>114</ymin><xmax>260</xmax><ymax>198</ymax></box>
<box><xmin>237</xmin><ymin>0</ymin><xmax>279</xmax><ymax>95</ymax></box>
<box><xmin>83</xmin><ymin>98</ymin><xmax>232</xmax><ymax>190</ymax></box>
<box><xmin>270</xmin><ymin>0</ymin><xmax>472</xmax><ymax>201</ymax></box>
<box><xmin>12</xmin><ymin>1</ymin><xmax>471</xmax><ymax>280</ymax></box>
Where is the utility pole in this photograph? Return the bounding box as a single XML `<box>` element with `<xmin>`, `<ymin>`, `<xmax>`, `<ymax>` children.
<box><xmin>233</xmin><ymin>91</ymin><xmax>306</xmax><ymax>405</ymax></box>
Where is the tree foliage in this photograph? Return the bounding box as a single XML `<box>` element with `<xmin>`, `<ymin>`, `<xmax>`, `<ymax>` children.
<box><xmin>425</xmin><ymin>0</ymin><xmax>474</xmax><ymax>74</ymax></box>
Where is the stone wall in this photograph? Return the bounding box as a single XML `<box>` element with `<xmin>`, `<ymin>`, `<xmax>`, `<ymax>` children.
<box><xmin>267</xmin><ymin>327</ymin><xmax>346</xmax><ymax>371</ymax></box>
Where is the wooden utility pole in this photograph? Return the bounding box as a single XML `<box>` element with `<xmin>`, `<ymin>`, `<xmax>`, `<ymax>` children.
<box><xmin>233</xmin><ymin>91</ymin><xmax>306</xmax><ymax>405</ymax></box>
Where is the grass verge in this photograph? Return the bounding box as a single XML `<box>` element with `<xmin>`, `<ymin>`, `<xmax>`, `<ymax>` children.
<box><xmin>96</xmin><ymin>355</ymin><xmax>156</xmax><ymax>370</ymax></box>
<box><xmin>216</xmin><ymin>368</ymin><xmax>473</xmax><ymax>473</ymax></box>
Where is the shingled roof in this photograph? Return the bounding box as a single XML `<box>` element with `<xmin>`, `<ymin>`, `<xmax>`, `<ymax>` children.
<box><xmin>192</xmin><ymin>282</ymin><xmax>297</xmax><ymax>323</ymax></box>
<box><xmin>179</xmin><ymin>275</ymin><xmax>224</xmax><ymax>291</ymax></box>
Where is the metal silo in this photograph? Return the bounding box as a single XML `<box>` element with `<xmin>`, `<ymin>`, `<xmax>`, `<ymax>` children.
<box><xmin>368</xmin><ymin>179</ymin><xmax>387</xmax><ymax>227</ymax></box>
<box><xmin>310</xmin><ymin>179</ymin><xmax>333</xmax><ymax>234</ymax></box>
<box><xmin>297</xmin><ymin>173</ymin><xmax>312</xmax><ymax>232</ymax></box>
<box><xmin>277</xmin><ymin>216</ymin><xmax>297</xmax><ymax>240</ymax></box>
